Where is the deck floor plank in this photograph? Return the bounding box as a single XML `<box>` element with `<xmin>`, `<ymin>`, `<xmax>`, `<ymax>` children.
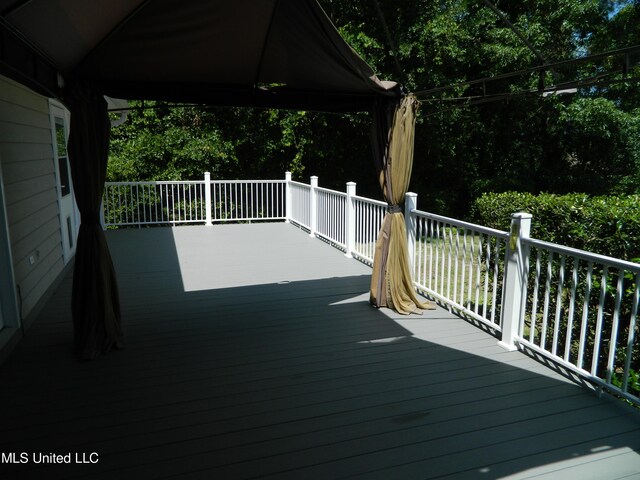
<box><xmin>0</xmin><ymin>223</ymin><xmax>638</xmax><ymax>479</ymax></box>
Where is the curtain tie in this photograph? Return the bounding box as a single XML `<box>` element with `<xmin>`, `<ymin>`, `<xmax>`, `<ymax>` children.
<box><xmin>81</xmin><ymin>212</ymin><xmax>101</xmax><ymax>225</ymax></box>
<box><xmin>387</xmin><ymin>204</ymin><xmax>402</xmax><ymax>214</ymax></box>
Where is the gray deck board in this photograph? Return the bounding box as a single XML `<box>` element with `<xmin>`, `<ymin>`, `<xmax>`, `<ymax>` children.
<box><xmin>0</xmin><ymin>223</ymin><xmax>638</xmax><ymax>479</ymax></box>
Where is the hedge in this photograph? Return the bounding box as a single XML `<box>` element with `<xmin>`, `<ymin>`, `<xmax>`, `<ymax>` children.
<box><xmin>471</xmin><ymin>192</ymin><xmax>640</xmax><ymax>262</ymax></box>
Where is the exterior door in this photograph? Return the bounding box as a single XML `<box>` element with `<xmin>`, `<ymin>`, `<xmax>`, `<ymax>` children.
<box><xmin>49</xmin><ymin>102</ymin><xmax>78</xmax><ymax>263</ymax></box>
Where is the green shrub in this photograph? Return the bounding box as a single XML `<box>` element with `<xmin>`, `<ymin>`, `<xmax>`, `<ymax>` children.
<box><xmin>471</xmin><ymin>192</ymin><xmax>640</xmax><ymax>261</ymax></box>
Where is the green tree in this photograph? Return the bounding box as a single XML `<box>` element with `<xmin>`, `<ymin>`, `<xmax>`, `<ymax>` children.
<box><xmin>109</xmin><ymin>102</ymin><xmax>236</xmax><ymax>181</ymax></box>
<box><xmin>323</xmin><ymin>0</ymin><xmax>639</xmax><ymax>215</ymax></box>
<box><xmin>109</xmin><ymin>1</ymin><xmax>640</xmax><ymax>218</ymax></box>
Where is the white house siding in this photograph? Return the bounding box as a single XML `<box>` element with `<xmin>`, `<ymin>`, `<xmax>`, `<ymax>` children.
<box><xmin>0</xmin><ymin>75</ymin><xmax>65</xmax><ymax>322</ymax></box>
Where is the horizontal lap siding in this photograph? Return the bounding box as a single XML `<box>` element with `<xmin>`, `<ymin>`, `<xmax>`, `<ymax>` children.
<box><xmin>0</xmin><ymin>75</ymin><xmax>64</xmax><ymax>318</ymax></box>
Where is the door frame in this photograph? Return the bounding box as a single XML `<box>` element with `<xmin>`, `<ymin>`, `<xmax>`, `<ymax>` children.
<box><xmin>49</xmin><ymin>99</ymin><xmax>79</xmax><ymax>264</ymax></box>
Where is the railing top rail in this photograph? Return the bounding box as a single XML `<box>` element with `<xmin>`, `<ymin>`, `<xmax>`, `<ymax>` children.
<box><xmin>156</xmin><ymin>180</ymin><xmax>205</xmax><ymax>185</ymax></box>
<box><xmin>289</xmin><ymin>180</ymin><xmax>311</xmax><ymax>188</ymax></box>
<box><xmin>412</xmin><ymin>208</ymin><xmax>510</xmax><ymax>239</ymax></box>
<box><xmin>210</xmin><ymin>179</ymin><xmax>285</xmax><ymax>184</ymax></box>
<box><xmin>106</xmin><ymin>179</ymin><xmax>286</xmax><ymax>186</ymax></box>
<box><xmin>353</xmin><ymin>195</ymin><xmax>387</xmax><ymax>207</ymax></box>
<box><xmin>105</xmin><ymin>181</ymin><xmax>158</xmax><ymax>186</ymax></box>
<box><xmin>105</xmin><ymin>180</ymin><xmax>205</xmax><ymax>186</ymax></box>
<box><xmin>316</xmin><ymin>186</ymin><xmax>347</xmax><ymax>197</ymax></box>
<box><xmin>525</xmin><ymin>237</ymin><xmax>640</xmax><ymax>271</ymax></box>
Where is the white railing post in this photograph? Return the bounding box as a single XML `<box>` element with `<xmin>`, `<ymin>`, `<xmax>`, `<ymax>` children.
<box><xmin>285</xmin><ymin>171</ymin><xmax>292</xmax><ymax>223</ymax></box>
<box><xmin>498</xmin><ymin>212</ymin><xmax>532</xmax><ymax>351</ymax></box>
<box><xmin>204</xmin><ymin>172</ymin><xmax>213</xmax><ymax>226</ymax></box>
<box><xmin>345</xmin><ymin>181</ymin><xmax>356</xmax><ymax>258</ymax></box>
<box><xmin>309</xmin><ymin>176</ymin><xmax>318</xmax><ymax>238</ymax></box>
<box><xmin>404</xmin><ymin>192</ymin><xmax>418</xmax><ymax>279</ymax></box>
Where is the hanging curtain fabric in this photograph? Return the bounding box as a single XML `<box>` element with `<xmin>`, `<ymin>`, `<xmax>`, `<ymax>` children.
<box><xmin>64</xmin><ymin>85</ymin><xmax>123</xmax><ymax>359</ymax></box>
<box><xmin>370</xmin><ymin>94</ymin><xmax>435</xmax><ymax>314</ymax></box>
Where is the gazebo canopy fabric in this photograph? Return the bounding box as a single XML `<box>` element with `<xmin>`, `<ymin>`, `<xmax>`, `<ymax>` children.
<box><xmin>0</xmin><ymin>0</ymin><xmax>399</xmax><ymax>111</ymax></box>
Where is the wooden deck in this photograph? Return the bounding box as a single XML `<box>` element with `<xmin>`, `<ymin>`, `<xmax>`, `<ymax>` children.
<box><xmin>1</xmin><ymin>223</ymin><xmax>639</xmax><ymax>480</ymax></box>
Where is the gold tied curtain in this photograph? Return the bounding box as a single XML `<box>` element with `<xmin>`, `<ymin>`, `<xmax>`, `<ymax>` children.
<box><xmin>370</xmin><ymin>94</ymin><xmax>434</xmax><ymax>314</ymax></box>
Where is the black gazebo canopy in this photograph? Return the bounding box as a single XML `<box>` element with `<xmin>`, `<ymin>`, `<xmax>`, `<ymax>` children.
<box><xmin>0</xmin><ymin>0</ymin><xmax>399</xmax><ymax>110</ymax></box>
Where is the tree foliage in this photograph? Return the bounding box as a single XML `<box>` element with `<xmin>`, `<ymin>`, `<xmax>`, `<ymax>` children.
<box><xmin>321</xmin><ymin>0</ymin><xmax>640</xmax><ymax>215</ymax></box>
<box><xmin>109</xmin><ymin>0</ymin><xmax>640</xmax><ymax>217</ymax></box>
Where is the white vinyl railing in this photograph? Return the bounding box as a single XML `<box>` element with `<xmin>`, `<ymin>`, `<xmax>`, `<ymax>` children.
<box><xmin>515</xmin><ymin>224</ymin><xmax>640</xmax><ymax>405</ymax></box>
<box><xmin>316</xmin><ymin>186</ymin><xmax>347</xmax><ymax>249</ymax></box>
<box><xmin>101</xmin><ymin>172</ymin><xmax>639</xmax><ymax>405</ymax></box>
<box><xmin>210</xmin><ymin>179</ymin><xmax>285</xmax><ymax>222</ymax></box>
<box><xmin>408</xmin><ymin>208</ymin><xmax>639</xmax><ymax>405</ymax></box>
<box><xmin>353</xmin><ymin>195</ymin><xmax>386</xmax><ymax>265</ymax></box>
<box><xmin>287</xmin><ymin>179</ymin><xmax>311</xmax><ymax>230</ymax></box>
<box><xmin>411</xmin><ymin>210</ymin><xmax>509</xmax><ymax>332</ymax></box>
<box><xmin>103</xmin><ymin>173</ymin><xmax>285</xmax><ymax>227</ymax></box>
<box><xmin>103</xmin><ymin>181</ymin><xmax>207</xmax><ymax>226</ymax></box>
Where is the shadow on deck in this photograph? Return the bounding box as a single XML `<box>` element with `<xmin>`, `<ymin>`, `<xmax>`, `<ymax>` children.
<box><xmin>1</xmin><ymin>223</ymin><xmax>639</xmax><ymax>479</ymax></box>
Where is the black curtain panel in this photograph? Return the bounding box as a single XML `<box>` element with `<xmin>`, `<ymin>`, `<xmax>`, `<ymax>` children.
<box><xmin>64</xmin><ymin>85</ymin><xmax>123</xmax><ymax>360</ymax></box>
